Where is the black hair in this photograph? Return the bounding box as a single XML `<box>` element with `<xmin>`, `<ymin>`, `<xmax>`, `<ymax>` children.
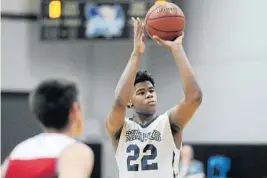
<box><xmin>29</xmin><ymin>78</ymin><xmax>79</xmax><ymax>130</ymax></box>
<box><xmin>134</xmin><ymin>70</ymin><xmax>155</xmax><ymax>86</ymax></box>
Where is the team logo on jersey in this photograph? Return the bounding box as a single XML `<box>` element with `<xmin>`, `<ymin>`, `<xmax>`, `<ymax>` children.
<box><xmin>125</xmin><ymin>129</ymin><xmax>161</xmax><ymax>142</ymax></box>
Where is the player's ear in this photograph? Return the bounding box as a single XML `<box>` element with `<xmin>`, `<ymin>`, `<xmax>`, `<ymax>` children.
<box><xmin>70</xmin><ymin>102</ymin><xmax>83</xmax><ymax>137</ymax></box>
<box><xmin>70</xmin><ymin>102</ymin><xmax>83</xmax><ymax>124</ymax></box>
<box><xmin>127</xmin><ymin>100</ymin><xmax>133</xmax><ymax>108</ymax></box>
<box><xmin>70</xmin><ymin>102</ymin><xmax>80</xmax><ymax>115</ymax></box>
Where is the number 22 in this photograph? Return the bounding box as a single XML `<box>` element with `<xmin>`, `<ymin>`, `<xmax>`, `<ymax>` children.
<box><xmin>127</xmin><ymin>144</ymin><xmax>158</xmax><ymax>171</ymax></box>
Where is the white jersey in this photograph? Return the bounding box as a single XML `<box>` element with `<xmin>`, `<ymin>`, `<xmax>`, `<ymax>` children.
<box><xmin>115</xmin><ymin>112</ymin><xmax>181</xmax><ymax>178</ymax></box>
<box><xmin>6</xmin><ymin>133</ymin><xmax>76</xmax><ymax>178</ymax></box>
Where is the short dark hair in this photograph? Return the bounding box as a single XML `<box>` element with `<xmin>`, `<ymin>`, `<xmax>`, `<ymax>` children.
<box><xmin>134</xmin><ymin>70</ymin><xmax>155</xmax><ymax>86</ymax></box>
<box><xmin>29</xmin><ymin>78</ymin><xmax>79</xmax><ymax>130</ymax></box>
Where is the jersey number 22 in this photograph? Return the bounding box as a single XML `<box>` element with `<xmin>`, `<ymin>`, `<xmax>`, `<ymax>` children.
<box><xmin>127</xmin><ymin>144</ymin><xmax>158</xmax><ymax>171</ymax></box>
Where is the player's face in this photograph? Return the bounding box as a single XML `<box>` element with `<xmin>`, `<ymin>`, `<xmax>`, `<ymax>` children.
<box><xmin>131</xmin><ymin>81</ymin><xmax>157</xmax><ymax>115</ymax></box>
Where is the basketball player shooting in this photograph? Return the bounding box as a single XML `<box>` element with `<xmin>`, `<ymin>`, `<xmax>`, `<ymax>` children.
<box><xmin>105</xmin><ymin>17</ymin><xmax>202</xmax><ymax>178</ymax></box>
<box><xmin>1</xmin><ymin>79</ymin><xmax>94</xmax><ymax>178</ymax></box>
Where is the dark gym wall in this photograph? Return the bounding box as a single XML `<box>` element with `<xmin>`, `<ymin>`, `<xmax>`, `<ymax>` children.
<box><xmin>1</xmin><ymin>92</ymin><xmax>41</xmax><ymax>162</ymax></box>
<box><xmin>189</xmin><ymin>143</ymin><xmax>267</xmax><ymax>178</ymax></box>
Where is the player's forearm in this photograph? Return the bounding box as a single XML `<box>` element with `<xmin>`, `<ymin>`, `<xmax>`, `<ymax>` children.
<box><xmin>114</xmin><ymin>52</ymin><xmax>141</xmax><ymax>108</ymax></box>
<box><xmin>171</xmin><ymin>46</ymin><xmax>202</xmax><ymax>102</ymax></box>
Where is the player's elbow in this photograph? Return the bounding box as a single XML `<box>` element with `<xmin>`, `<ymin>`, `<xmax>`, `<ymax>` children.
<box><xmin>104</xmin><ymin>107</ymin><xmax>125</xmax><ymax>136</ymax></box>
<box><xmin>195</xmin><ymin>89</ymin><xmax>203</xmax><ymax>104</ymax></box>
<box><xmin>186</xmin><ymin>89</ymin><xmax>203</xmax><ymax>105</ymax></box>
<box><xmin>104</xmin><ymin>117</ymin><xmax>114</xmax><ymax>134</ymax></box>
<box><xmin>104</xmin><ymin>115</ymin><xmax>115</xmax><ymax>134</ymax></box>
<box><xmin>104</xmin><ymin>118</ymin><xmax>110</xmax><ymax>130</ymax></box>
<box><xmin>114</xmin><ymin>95</ymin><xmax>127</xmax><ymax>108</ymax></box>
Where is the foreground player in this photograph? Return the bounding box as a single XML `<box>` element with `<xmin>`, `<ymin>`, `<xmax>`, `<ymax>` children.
<box><xmin>1</xmin><ymin>78</ymin><xmax>94</xmax><ymax>178</ymax></box>
<box><xmin>105</xmin><ymin>17</ymin><xmax>202</xmax><ymax>178</ymax></box>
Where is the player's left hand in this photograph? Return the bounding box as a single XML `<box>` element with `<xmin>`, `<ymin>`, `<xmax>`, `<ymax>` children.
<box><xmin>132</xmin><ymin>17</ymin><xmax>145</xmax><ymax>55</ymax></box>
<box><xmin>152</xmin><ymin>32</ymin><xmax>184</xmax><ymax>51</ymax></box>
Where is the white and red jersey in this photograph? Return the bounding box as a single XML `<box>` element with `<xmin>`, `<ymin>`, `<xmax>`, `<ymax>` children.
<box><xmin>5</xmin><ymin>133</ymin><xmax>76</xmax><ymax>178</ymax></box>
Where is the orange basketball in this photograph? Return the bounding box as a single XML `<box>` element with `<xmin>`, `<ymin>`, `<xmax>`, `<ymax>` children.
<box><xmin>145</xmin><ymin>2</ymin><xmax>185</xmax><ymax>41</ymax></box>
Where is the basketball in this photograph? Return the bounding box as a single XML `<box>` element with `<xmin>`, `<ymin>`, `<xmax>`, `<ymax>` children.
<box><xmin>145</xmin><ymin>2</ymin><xmax>185</xmax><ymax>41</ymax></box>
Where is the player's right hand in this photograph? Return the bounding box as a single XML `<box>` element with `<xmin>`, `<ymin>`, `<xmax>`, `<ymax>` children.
<box><xmin>152</xmin><ymin>32</ymin><xmax>184</xmax><ymax>51</ymax></box>
<box><xmin>132</xmin><ymin>17</ymin><xmax>145</xmax><ymax>55</ymax></box>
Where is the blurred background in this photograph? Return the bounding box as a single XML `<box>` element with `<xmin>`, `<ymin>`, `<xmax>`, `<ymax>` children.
<box><xmin>1</xmin><ymin>0</ymin><xmax>267</xmax><ymax>178</ymax></box>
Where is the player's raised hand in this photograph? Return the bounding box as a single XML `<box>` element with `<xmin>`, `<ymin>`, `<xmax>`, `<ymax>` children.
<box><xmin>152</xmin><ymin>33</ymin><xmax>184</xmax><ymax>51</ymax></box>
<box><xmin>132</xmin><ymin>17</ymin><xmax>145</xmax><ymax>55</ymax></box>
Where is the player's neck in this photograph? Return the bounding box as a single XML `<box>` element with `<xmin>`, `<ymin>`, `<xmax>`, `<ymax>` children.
<box><xmin>132</xmin><ymin>112</ymin><xmax>155</xmax><ymax>126</ymax></box>
<box><xmin>44</xmin><ymin>128</ymin><xmax>73</xmax><ymax>137</ymax></box>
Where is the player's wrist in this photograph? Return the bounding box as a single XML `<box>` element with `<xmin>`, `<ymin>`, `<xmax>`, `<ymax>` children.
<box><xmin>170</xmin><ymin>44</ymin><xmax>184</xmax><ymax>53</ymax></box>
<box><xmin>131</xmin><ymin>50</ymin><xmax>142</xmax><ymax>57</ymax></box>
